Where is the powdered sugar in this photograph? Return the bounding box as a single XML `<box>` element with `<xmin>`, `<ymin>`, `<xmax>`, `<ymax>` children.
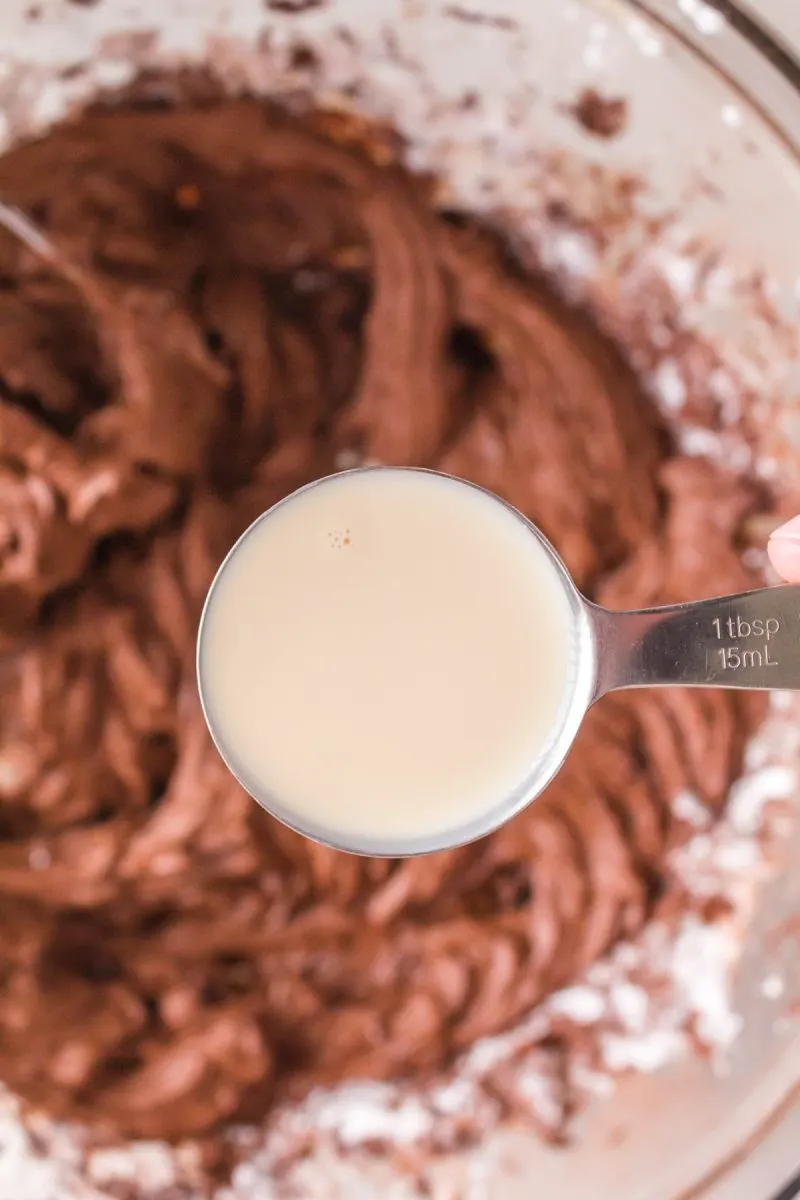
<box><xmin>672</xmin><ymin>789</ymin><xmax>712</xmax><ymax>828</ymax></box>
<box><xmin>610</xmin><ymin>982</ymin><xmax>649</xmax><ymax>1032</ymax></box>
<box><xmin>549</xmin><ymin>986</ymin><xmax>607</xmax><ymax>1024</ymax></box>
<box><xmin>88</xmin><ymin>1143</ymin><xmax>180</xmax><ymax>1194</ymax></box>
<box><xmin>672</xmin><ymin>920</ymin><xmax>744</xmax><ymax>1050</ymax></box>
<box><xmin>658</xmin><ymin>252</ymin><xmax>698</xmax><ymax>301</ymax></box>
<box><xmin>0</xmin><ymin>1094</ymin><xmax>95</xmax><ymax>1200</ymax></box>
<box><xmin>652</xmin><ymin>358</ymin><xmax>687</xmax><ymax>412</ymax></box>
<box><xmin>305</xmin><ymin>1086</ymin><xmax>435</xmax><ymax>1147</ymax></box>
<box><xmin>728</xmin><ymin>764</ymin><xmax>798</xmax><ymax>833</ymax></box>
<box><xmin>602</xmin><ymin>1027</ymin><xmax>686</xmax><ymax>1072</ymax></box>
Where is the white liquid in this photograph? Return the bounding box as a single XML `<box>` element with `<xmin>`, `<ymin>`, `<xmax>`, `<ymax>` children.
<box><xmin>199</xmin><ymin>470</ymin><xmax>575</xmax><ymax>846</ymax></box>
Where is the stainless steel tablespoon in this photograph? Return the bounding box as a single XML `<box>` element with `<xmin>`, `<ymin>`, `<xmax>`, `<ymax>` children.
<box><xmin>197</xmin><ymin>467</ymin><xmax>800</xmax><ymax>858</ymax></box>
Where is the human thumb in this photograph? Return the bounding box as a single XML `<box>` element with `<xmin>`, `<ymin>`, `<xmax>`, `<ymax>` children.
<box><xmin>767</xmin><ymin>515</ymin><xmax>800</xmax><ymax>582</ymax></box>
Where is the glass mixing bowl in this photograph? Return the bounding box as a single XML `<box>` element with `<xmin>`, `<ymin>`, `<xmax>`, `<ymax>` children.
<box><xmin>0</xmin><ymin>1</ymin><xmax>798</xmax><ymax>1198</ymax></box>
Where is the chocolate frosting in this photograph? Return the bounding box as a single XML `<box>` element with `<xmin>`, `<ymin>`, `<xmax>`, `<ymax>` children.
<box><xmin>0</xmin><ymin>100</ymin><xmax>764</xmax><ymax>1142</ymax></box>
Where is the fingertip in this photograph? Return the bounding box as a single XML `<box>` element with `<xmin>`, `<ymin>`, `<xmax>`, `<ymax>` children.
<box><xmin>767</xmin><ymin>521</ymin><xmax>800</xmax><ymax>582</ymax></box>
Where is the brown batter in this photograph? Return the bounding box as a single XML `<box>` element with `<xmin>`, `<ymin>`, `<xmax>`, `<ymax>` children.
<box><xmin>0</xmin><ymin>99</ymin><xmax>765</xmax><ymax>1143</ymax></box>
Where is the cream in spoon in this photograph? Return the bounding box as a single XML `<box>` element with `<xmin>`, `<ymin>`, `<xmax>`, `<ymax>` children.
<box><xmin>197</xmin><ymin>467</ymin><xmax>580</xmax><ymax>854</ymax></box>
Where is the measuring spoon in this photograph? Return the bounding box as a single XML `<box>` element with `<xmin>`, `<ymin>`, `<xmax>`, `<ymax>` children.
<box><xmin>197</xmin><ymin>467</ymin><xmax>800</xmax><ymax>858</ymax></box>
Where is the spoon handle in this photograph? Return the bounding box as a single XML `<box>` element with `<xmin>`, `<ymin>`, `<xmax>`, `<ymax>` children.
<box><xmin>589</xmin><ymin>585</ymin><xmax>800</xmax><ymax>699</ymax></box>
